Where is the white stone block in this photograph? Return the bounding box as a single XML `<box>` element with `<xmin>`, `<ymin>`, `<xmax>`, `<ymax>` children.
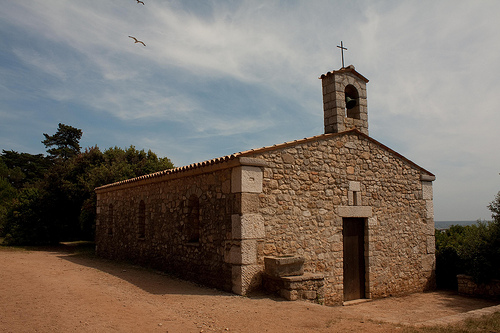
<box><xmin>337</xmin><ymin>206</ymin><xmax>372</xmax><ymax>217</ymax></box>
<box><xmin>349</xmin><ymin>181</ymin><xmax>361</xmax><ymax>192</ymax></box>
<box><xmin>232</xmin><ymin>214</ymin><xmax>265</xmax><ymax>239</ymax></box>
<box><xmin>422</xmin><ymin>254</ymin><xmax>436</xmax><ymax>272</ymax></box>
<box><xmin>232</xmin><ymin>264</ymin><xmax>262</xmax><ymax>295</ymax></box>
<box><xmin>231</xmin><ymin>166</ymin><xmax>263</xmax><ymax>193</ymax></box>
<box><xmin>225</xmin><ymin>240</ymin><xmax>257</xmax><ymax>265</ymax></box>
<box><xmin>422</xmin><ymin>181</ymin><xmax>433</xmax><ymax>200</ymax></box>
<box><xmin>426</xmin><ymin>200</ymin><xmax>434</xmax><ymax>219</ymax></box>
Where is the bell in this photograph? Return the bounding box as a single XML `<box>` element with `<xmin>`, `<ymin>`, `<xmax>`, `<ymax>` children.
<box><xmin>345</xmin><ymin>96</ymin><xmax>357</xmax><ymax>109</ymax></box>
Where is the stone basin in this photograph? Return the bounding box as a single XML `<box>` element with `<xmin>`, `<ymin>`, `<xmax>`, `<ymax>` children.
<box><xmin>264</xmin><ymin>256</ymin><xmax>305</xmax><ymax>277</ymax></box>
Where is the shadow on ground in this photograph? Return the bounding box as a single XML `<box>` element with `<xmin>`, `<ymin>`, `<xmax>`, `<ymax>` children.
<box><xmin>26</xmin><ymin>241</ymin><xmax>500</xmax><ymax>323</ymax></box>
<box><xmin>52</xmin><ymin>242</ymin><xmax>238</xmax><ymax>297</ymax></box>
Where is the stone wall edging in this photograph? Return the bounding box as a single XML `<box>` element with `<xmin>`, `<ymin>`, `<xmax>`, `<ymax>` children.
<box><xmin>457</xmin><ymin>274</ymin><xmax>500</xmax><ymax>300</ymax></box>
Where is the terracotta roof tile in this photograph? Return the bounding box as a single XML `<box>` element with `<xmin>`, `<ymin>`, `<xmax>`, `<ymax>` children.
<box><xmin>95</xmin><ymin>129</ymin><xmax>434</xmax><ymax>192</ymax></box>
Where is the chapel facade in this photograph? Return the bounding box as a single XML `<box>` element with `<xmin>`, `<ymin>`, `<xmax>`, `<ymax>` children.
<box><xmin>95</xmin><ymin>65</ymin><xmax>436</xmax><ymax>305</ymax></box>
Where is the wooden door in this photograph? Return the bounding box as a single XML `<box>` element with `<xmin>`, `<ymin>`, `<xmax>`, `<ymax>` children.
<box><xmin>343</xmin><ymin>218</ymin><xmax>365</xmax><ymax>301</ymax></box>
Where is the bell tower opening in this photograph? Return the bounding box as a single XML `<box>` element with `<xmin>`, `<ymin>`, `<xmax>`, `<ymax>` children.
<box><xmin>345</xmin><ymin>84</ymin><xmax>360</xmax><ymax>119</ymax></box>
<box><xmin>320</xmin><ymin>65</ymin><xmax>369</xmax><ymax>135</ymax></box>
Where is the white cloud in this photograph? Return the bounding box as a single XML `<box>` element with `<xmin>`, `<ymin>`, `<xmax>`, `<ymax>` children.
<box><xmin>1</xmin><ymin>0</ymin><xmax>500</xmax><ymax>220</ymax></box>
<box><xmin>12</xmin><ymin>48</ymin><xmax>68</xmax><ymax>81</ymax></box>
<box><xmin>354</xmin><ymin>1</ymin><xmax>500</xmax><ymax>220</ymax></box>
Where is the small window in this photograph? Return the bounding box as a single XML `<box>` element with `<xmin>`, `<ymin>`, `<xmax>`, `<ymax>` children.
<box><xmin>107</xmin><ymin>204</ymin><xmax>114</xmax><ymax>236</ymax></box>
<box><xmin>348</xmin><ymin>182</ymin><xmax>362</xmax><ymax>206</ymax></box>
<box><xmin>353</xmin><ymin>191</ymin><xmax>359</xmax><ymax>206</ymax></box>
<box><xmin>138</xmin><ymin>200</ymin><xmax>146</xmax><ymax>239</ymax></box>
<box><xmin>186</xmin><ymin>194</ymin><xmax>200</xmax><ymax>243</ymax></box>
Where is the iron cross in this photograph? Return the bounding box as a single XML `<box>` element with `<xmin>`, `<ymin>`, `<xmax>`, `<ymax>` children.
<box><xmin>337</xmin><ymin>41</ymin><xmax>347</xmax><ymax>68</ymax></box>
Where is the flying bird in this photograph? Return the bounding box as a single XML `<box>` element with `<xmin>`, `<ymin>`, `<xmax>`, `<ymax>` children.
<box><xmin>136</xmin><ymin>0</ymin><xmax>145</xmax><ymax>4</ymax></box>
<box><xmin>128</xmin><ymin>36</ymin><xmax>146</xmax><ymax>46</ymax></box>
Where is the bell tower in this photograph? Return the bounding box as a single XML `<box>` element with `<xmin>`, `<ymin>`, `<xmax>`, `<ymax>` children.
<box><xmin>320</xmin><ymin>65</ymin><xmax>369</xmax><ymax>135</ymax></box>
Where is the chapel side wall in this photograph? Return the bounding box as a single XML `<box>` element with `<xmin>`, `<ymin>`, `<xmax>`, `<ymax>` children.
<box><xmin>246</xmin><ymin>133</ymin><xmax>435</xmax><ymax>305</ymax></box>
<box><xmin>95</xmin><ymin>168</ymin><xmax>235</xmax><ymax>292</ymax></box>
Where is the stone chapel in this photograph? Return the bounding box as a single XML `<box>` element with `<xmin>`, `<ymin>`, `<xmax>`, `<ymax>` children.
<box><xmin>95</xmin><ymin>65</ymin><xmax>436</xmax><ymax>306</ymax></box>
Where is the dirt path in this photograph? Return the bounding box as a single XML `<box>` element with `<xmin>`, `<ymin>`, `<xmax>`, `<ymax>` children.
<box><xmin>0</xmin><ymin>246</ymin><xmax>498</xmax><ymax>333</ymax></box>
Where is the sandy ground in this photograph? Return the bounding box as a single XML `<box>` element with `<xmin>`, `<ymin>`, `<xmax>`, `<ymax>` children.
<box><xmin>0</xmin><ymin>245</ymin><xmax>498</xmax><ymax>333</ymax></box>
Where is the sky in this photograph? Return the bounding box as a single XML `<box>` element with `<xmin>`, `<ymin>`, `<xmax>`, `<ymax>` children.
<box><xmin>1</xmin><ymin>0</ymin><xmax>499</xmax><ymax>222</ymax></box>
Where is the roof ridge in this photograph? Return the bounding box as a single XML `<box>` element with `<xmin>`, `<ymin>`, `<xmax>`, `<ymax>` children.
<box><xmin>95</xmin><ymin>128</ymin><xmax>434</xmax><ymax>191</ymax></box>
<box><xmin>320</xmin><ymin>65</ymin><xmax>369</xmax><ymax>83</ymax></box>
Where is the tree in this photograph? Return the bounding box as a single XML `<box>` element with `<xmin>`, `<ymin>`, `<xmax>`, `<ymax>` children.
<box><xmin>0</xmin><ymin>177</ymin><xmax>17</xmax><ymax>234</ymax></box>
<box><xmin>488</xmin><ymin>191</ymin><xmax>500</xmax><ymax>224</ymax></box>
<box><xmin>0</xmin><ymin>152</ymin><xmax>51</xmax><ymax>235</ymax></box>
<box><xmin>2</xmin><ymin>187</ymin><xmax>60</xmax><ymax>245</ymax></box>
<box><xmin>75</xmin><ymin>145</ymin><xmax>174</xmax><ymax>239</ymax></box>
<box><xmin>0</xmin><ymin>150</ymin><xmax>52</xmax><ymax>189</ymax></box>
<box><xmin>42</xmin><ymin>123</ymin><xmax>83</xmax><ymax>160</ymax></box>
<box><xmin>2</xmin><ymin>124</ymin><xmax>174</xmax><ymax>245</ymax></box>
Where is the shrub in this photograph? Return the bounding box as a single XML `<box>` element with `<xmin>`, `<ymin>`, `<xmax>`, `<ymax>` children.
<box><xmin>435</xmin><ymin>221</ymin><xmax>500</xmax><ymax>288</ymax></box>
<box><xmin>2</xmin><ymin>188</ymin><xmax>60</xmax><ymax>245</ymax></box>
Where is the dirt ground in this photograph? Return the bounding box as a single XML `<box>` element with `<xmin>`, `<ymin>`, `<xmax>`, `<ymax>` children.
<box><xmin>0</xmin><ymin>245</ymin><xmax>498</xmax><ymax>333</ymax></box>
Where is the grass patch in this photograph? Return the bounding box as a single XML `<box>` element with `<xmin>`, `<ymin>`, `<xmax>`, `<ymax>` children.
<box><xmin>0</xmin><ymin>238</ymin><xmax>29</xmax><ymax>252</ymax></box>
<box><xmin>59</xmin><ymin>241</ymin><xmax>96</xmax><ymax>256</ymax></box>
<box><xmin>0</xmin><ymin>244</ymin><xmax>29</xmax><ymax>252</ymax></box>
<box><xmin>402</xmin><ymin>311</ymin><xmax>500</xmax><ymax>333</ymax></box>
<box><xmin>0</xmin><ymin>240</ymin><xmax>96</xmax><ymax>256</ymax></box>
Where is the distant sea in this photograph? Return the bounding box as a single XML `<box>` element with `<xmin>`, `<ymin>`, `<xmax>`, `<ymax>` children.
<box><xmin>435</xmin><ymin>220</ymin><xmax>480</xmax><ymax>230</ymax></box>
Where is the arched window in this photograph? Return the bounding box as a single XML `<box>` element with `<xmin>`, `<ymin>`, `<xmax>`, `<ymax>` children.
<box><xmin>345</xmin><ymin>84</ymin><xmax>360</xmax><ymax>119</ymax></box>
<box><xmin>107</xmin><ymin>204</ymin><xmax>114</xmax><ymax>236</ymax></box>
<box><xmin>186</xmin><ymin>194</ymin><xmax>200</xmax><ymax>243</ymax></box>
<box><xmin>138</xmin><ymin>200</ymin><xmax>146</xmax><ymax>239</ymax></box>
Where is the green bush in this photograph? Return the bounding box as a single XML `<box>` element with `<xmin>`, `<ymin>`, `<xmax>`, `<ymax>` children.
<box><xmin>435</xmin><ymin>220</ymin><xmax>500</xmax><ymax>288</ymax></box>
<box><xmin>0</xmin><ymin>177</ymin><xmax>17</xmax><ymax>234</ymax></box>
<box><xmin>2</xmin><ymin>188</ymin><xmax>60</xmax><ymax>245</ymax></box>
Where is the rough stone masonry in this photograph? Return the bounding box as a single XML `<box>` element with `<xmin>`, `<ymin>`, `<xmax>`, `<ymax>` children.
<box><xmin>95</xmin><ymin>65</ymin><xmax>435</xmax><ymax>305</ymax></box>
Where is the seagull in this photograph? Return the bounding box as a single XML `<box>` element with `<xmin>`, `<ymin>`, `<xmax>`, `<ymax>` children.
<box><xmin>136</xmin><ymin>0</ymin><xmax>145</xmax><ymax>4</ymax></box>
<box><xmin>128</xmin><ymin>36</ymin><xmax>146</xmax><ymax>46</ymax></box>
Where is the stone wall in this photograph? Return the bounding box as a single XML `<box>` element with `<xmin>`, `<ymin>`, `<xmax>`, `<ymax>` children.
<box><xmin>96</xmin><ymin>167</ymin><xmax>235</xmax><ymax>292</ymax></box>
<box><xmin>458</xmin><ymin>275</ymin><xmax>500</xmax><ymax>300</ymax></box>
<box><xmin>263</xmin><ymin>273</ymin><xmax>325</xmax><ymax>304</ymax></box>
<box><xmin>243</xmin><ymin>131</ymin><xmax>435</xmax><ymax>305</ymax></box>
<box><xmin>96</xmin><ymin>157</ymin><xmax>269</xmax><ymax>295</ymax></box>
<box><xmin>95</xmin><ymin>130</ymin><xmax>435</xmax><ymax>305</ymax></box>
<box><xmin>228</xmin><ymin>163</ymin><xmax>268</xmax><ymax>295</ymax></box>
